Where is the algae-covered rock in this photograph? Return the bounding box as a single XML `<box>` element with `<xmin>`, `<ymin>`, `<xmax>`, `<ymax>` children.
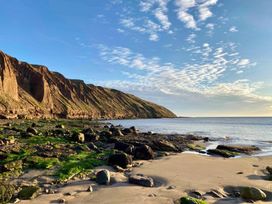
<box><xmin>0</xmin><ymin>182</ymin><xmax>15</xmax><ymax>203</ymax></box>
<box><xmin>240</xmin><ymin>187</ymin><xmax>266</xmax><ymax>201</ymax></box>
<box><xmin>179</xmin><ymin>196</ymin><xmax>207</xmax><ymax>204</ymax></box>
<box><xmin>207</xmin><ymin>149</ymin><xmax>240</xmax><ymax>158</ymax></box>
<box><xmin>3</xmin><ymin>160</ymin><xmax>23</xmax><ymax>172</ymax></box>
<box><xmin>18</xmin><ymin>186</ymin><xmax>40</xmax><ymax>200</ymax></box>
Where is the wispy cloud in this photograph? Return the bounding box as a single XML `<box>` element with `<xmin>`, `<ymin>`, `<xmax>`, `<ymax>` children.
<box><xmin>175</xmin><ymin>0</ymin><xmax>218</xmax><ymax>30</ymax></box>
<box><xmin>120</xmin><ymin>17</ymin><xmax>163</xmax><ymax>41</ymax></box>
<box><xmin>97</xmin><ymin>44</ymin><xmax>269</xmax><ymax>105</ymax></box>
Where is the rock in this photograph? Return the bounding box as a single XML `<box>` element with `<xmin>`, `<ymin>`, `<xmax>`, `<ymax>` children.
<box><xmin>96</xmin><ymin>170</ymin><xmax>110</xmax><ymax>185</ymax></box>
<box><xmin>84</xmin><ymin>133</ymin><xmax>100</xmax><ymax>142</ymax></box>
<box><xmin>0</xmin><ymin>182</ymin><xmax>15</xmax><ymax>203</ymax></box>
<box><xmin>266</xmin><ymin>166</ymin><xmax>272</xmax><ymax>175</ymax></box>
<box><xmin>207</xmin><ymin>149</ymin><xmax>240</xmax><ymax>158</ymax></box>
<box><xmin>129</xmin><ymin>175</ymin><xmax>154</xmax><ymax>187</ymax></box>
<box><xmin>57</xmin><ymin>198</ymin><xmax>66</xmax><ymax>203</ymax></box>
<box><xmin>179</xmin><ymin>196</ymin><xmax>207</xmax><ymax>204</ymax></box>
<box><xmin>206</xmin><ymin>189</ymin><xmax>228</xmax><ymax>198</ymax></box>
<box><xmin>110</xmin><ymin>127</ymin><xmax>124</xmax><ymax>137</ymax></box>
<box><xmin>72</xmin><ymin>132</ymin><xmax>85</xmax><ymax>143</ymax></box>
<box><xmin>216</xmin><ymin>145</ymin><xmax>260</xmax><ymax>154</ymax></box>
<box><xmin>100</xmin><ymin>130</ymin><xmax>113</xmax><ymax>138</ymax></box>
<box><xmin>185</xmin><ymin>135</ymin><xmax>203</xmax><ymax>141</ymax></box>
<box><xmin>18</xmin><ymin>186</ymin><xmax>40</xmax><ymax>200</ymax></box>
<box><xmin>134</xmin><ymin>145</ymin><xmax>155</xmax><ymax>160</ymax></box>
<box><xmin>114</xmin><ymin>141</ymin><xmax>135</xmax><ymax>154</ymax></box>
<box><xmin>87</xmin><ymin>185</ymin><xmax>93</xmax><ymax>192</ymax></box>
<box><xmin>108</xmin><ymin>152</ymin><xmax>132</xmax><ymax>169</ymax></box>
<box><xmin>122</xmin><ymin>126</ymin><xmax>138</xmax><ymax>135</ymax></box>
<box><xmin>153</xmin><ymin>140</ymin><xmax>178</xmax><ymax>152</ymax></box>
<box><xmin>87</xmin><ymin>142</ymin><xmax>99</xmax><ymax>151</ymax></box>
<box><xmin>113</xmin><ymin>165</ymin><xmax>125</xmax><ymax>172</ymax></box>
<box><xmin>26</xmin><ymin>127</ymin><xmax>38</xmax><ymax>135</ymax></box>
<box><xmin>167</xmin><ymin>185</ymin><xmax>176</xmax><ymax>190</ymax></box>
<box><xmin>240</xmin><ymin>187</ymin><xmax>266</xmax><ymax>201</ymax></box>
<box><xmin>56</xmin><ymin>124</ymin><xmax>65</xmax><ymax>129</ymax></box>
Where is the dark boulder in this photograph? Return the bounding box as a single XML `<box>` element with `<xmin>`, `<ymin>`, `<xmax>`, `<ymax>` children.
<box><xmin>114</xmin><ymin>141</ymin><xmax>135</xmax><ymax>155</ymax></box>
<box><xmin>153</xmin><ymin>140</ymin><xmax>178</xmax><ymax>152</ymax></box>
<box><xmin>72</xmin><ymin>132</ymin><xmax>85</xmax><ymax>143</ymax></box>
<box><xmin>55</xmin><ymin>124</ymin><xmax>65</xmax><ymax>129</ymax></box>
<box><xmin>108</xmin><ymin>152</ymin><xmax>132</xmax><ymax>169</ymax></box>
<box><xmin>128</xmin><ymin>175</ymin><xmax>154</xmax><ymax>187</ymax></box>
<box><xmin>134</xmin><ymin>145</ymin><xmax>155</xmax><ymax>160</ymax></box>
<box><xmin>26</xmin><ymin>127</ymin><xmax>38</xmax><ymax>135</ymax></box>
<box><xmin>100</xmin><ymin>130</ymin><xmax>113</xmax><ymax>138</ymax></box>
<box><xmin>85</xmin><ymin>133</ymin><xmax>100</xmax><ymax>142</ymax></box>
<box><xmin>96</xmin><ymin>170</ymin><xmax>110</xmax><ymax>185</ymax></box>
<box><xmin>109</xmin><ymin>127</ymin><xmax>124</xmax><ymax>137</ymax></box>
<box><xmin>122</xmin><ymin>126</ymin><xmax>138</xmax><ymax>135</ymax></box>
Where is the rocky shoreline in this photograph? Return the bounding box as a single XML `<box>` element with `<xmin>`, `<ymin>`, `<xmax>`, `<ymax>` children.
<box><xmin>0</xmin><ymin>119</ymin><xmax>271</xmax><ymax>204</ymax></box>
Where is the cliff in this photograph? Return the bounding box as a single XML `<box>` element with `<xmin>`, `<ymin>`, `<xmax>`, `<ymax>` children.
<box><xmin>0</xmin><ymin>50</ymin><xmax>176</xmax><ymax>119</ymax></box>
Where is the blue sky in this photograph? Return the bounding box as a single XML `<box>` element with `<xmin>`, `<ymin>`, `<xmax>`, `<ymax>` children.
<box><xmin>0</xmin><ymin>0</ymin><xmax>272</xmax><ymax>116</ymax></box>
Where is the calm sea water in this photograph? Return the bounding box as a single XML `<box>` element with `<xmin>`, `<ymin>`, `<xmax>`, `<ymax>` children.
<box><xmin>107</xmin><ymin>117</ymin><xmax>272</xmax><ymax>156</ymax></box>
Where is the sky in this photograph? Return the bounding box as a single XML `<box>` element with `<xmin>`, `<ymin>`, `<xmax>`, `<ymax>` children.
<box><xmin>0</xmin><ymin>0</ymin><xmax>272</xmax><ymax>117</ymax></box>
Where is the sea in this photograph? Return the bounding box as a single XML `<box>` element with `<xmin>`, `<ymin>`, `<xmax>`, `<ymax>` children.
<box><xmin>106</xmin><ymin>117</ymin><xmax>272</xmax><ymax>156</ymax></box>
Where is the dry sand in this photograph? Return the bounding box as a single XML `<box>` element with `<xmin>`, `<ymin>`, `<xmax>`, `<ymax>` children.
<box><xmin>20</xmin><ymin>153</ymin><xmax>272</xmax><ymax>204</ymax></box>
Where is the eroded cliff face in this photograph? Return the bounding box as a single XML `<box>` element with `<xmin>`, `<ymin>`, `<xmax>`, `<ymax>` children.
<box><xmin>0</xmin><ymin>50</ymin><xmax>176</xmax><ymax>119</ymax></box>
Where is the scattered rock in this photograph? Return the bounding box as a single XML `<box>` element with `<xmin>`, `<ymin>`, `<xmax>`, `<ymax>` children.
<box><xmin>57</xmin><ymin>198</ymin><xmax>66</xmax><ymax>203</ymax></box>
<box><xmin>18</xmin><ymin>186</ymin><xmax>40</xmax><ymax>200</ymax></box>
<box><xmin>114</xmin><ymin>141</ymin><xmax>135</xmax><ymax>154</ymax></box>
<box><xmin>0</xmin><ymin>182</ymin><xmax>15</xmax><ymax>203</ymax></box>
<box><xmin>110</xmin><ymin>127</ymin><xmax>124</xmax><ymax>137</ymax></box>
<box><xmin>108</xmin><ymin>152</ymin><xmax>132</xmax><ymax>169</ymax></box>
<box><xmin>167</xmin><ymin>185</ymin><xmax>176</xmax><ymax>190</ymax></box>
<box><xmin>85</xmin><ymin>133</ymin><xmax>100</xmax><ymax>142</ymax></box>
<box><xmin>240</xmin><ymin>187</ymin><xmax>266</xmax><ymax>201</ymax></box>
<box><xmin>26</xmin><ymin>127</ymin><xmax>38</xmax><ymax>135</ymax></box>
<box><xmin>99</xmin><ymin>130</ymin><xmax>113</xmax><ymax>138</ymax></box>
<box><xmin>153</xmin><ymin>140</ymin><xmax>178</xmax><ymax>152</ymax></box>
<box><xmin>87</xmin><ymin>142</ymin><xmax>99</xmax><ymax>151</ymax></box>
<box><xmin>134</xmin><ymin>145</ymin><xmax>155</xmax><ymax>160</ymax></box>
<box><xmin>189</xmin><ymin>191</ymin><xmax>203</xmax><ymax>199</ymax></box>
<box><xmin>122</xmin><ymin>126</ymin><xmax>138</xmax><ymax>135</ymax></box>
<box><xmin>96</xmin><ymin>170</ymin><xmax>110</xmax><ymax>185</ymax></box>
<box><xmin>56</xmin><ymin>124</ymin><xmax>65</xmax><ymax>129</ymax></box>
<box><xmin>87</xmin><ymin>185</ymin><xmax>93</xmax><ymax>192</ymax></box>
<box><xmin>206</xmin><ymin>189</ymin><xmax>228</xmax><ymax>198</ymax></box>
<box><xmin>113</xmin><ymin>165</ymin><xmax>125</xmax><ymax>172</ymax></box>
<box><xmin>72</xmin><ymin>132</ymin><xmax>85</xmax><ymax>143</ymax></box>
<box><xmin>65</xmin><ymin>191</ymin><xmax>77</xmax><ymax>196</ymax></box>
<box><xmin>128</xmin><ymin>175</ymin><xmax>154</xmax><ymax>187</ymax></box>
<box><xmin>266</xmin><ymin>166</ymin><xmax>272</xmax><ymax>175</ymax></box>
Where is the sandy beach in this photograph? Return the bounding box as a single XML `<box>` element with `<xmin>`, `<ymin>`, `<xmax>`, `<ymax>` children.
<box><xmin>19</xmin><ymin>153</ymin><xmax>272</xmax><ymax>204</ymax></box>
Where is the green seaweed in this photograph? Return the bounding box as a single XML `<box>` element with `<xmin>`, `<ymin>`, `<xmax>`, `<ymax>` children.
<box><xmin>56</xmin><ymin>150</ymin><xmax>112</xmax><ymax>181</ymax></box>
<box><xmin>26</xmin><ymin>156</ymin><xmax>60</xmax><ymax>169</ymax></box>
<box><xmin>179</xmin><ymin>196</ymin><xmax>207</xmax><ymax>204</ymax></box>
